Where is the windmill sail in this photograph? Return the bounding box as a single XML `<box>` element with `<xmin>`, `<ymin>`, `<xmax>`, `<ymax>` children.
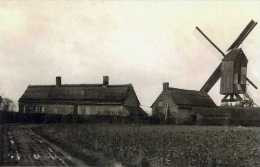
<box><xmin>195</xmin><ymin>26</ymin><xmax>224</xmax><ymax>93</ymax></box>
<box><xmin>227</xmin><ymin>20</ymin><xmax>257</xmax><ymax>51</ymax></box>
<box><xmin>196</xmin><ymin>26</ymin><xmax>225</xmax><ymax>57</ymax></box>
<box><xmin>200</xmin><ymin>63</ymin><xmax>222</xmax><ymax>93</ymax></box>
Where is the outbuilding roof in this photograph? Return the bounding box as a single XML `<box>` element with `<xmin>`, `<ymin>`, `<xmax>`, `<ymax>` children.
<box><xmin>168</xmin><ymin>88</ymin><xmax>216</xmax><ymax>107</ymax></box>
<box><xmin>152</xmin><ymin>87</ymin><xmax>216</xmax><ymax>108</ymax></box>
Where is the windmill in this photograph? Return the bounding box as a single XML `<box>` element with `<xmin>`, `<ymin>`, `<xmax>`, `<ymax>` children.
<box><xmin>196</xmin><ymin>20</ymin><xmax>258</xmax><ymax>106</ymax></box>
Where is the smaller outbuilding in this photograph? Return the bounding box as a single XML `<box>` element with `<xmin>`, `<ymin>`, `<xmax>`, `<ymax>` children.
<box><xmin>151</xmin><ymin>82</ymin><xmax>216</xmax><ymax>124</ymax></box>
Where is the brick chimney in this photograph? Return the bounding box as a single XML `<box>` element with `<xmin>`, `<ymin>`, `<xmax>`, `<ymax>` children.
<box><xmin>163</xmin><ymin>82</ymin><xmax>169</xmax><ymax>91</ymax></box>
<box><xmin>56</xmin><ymin>76</ymin><xmax>62</xmax><ymax>87</ymax></box>
<box><xmin>103</xmin><ymin>76</ymin><xmax>109</xmax><ymax>86</ymax></box>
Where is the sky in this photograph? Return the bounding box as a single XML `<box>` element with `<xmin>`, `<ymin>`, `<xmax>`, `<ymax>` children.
<box><xmin>1</xmin><ymin>0</ymin><xmax>260</xmax><ymax>112</ymax></box>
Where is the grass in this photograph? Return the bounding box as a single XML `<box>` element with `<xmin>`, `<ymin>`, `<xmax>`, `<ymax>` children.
<box><xmin>34</xmin><ymin>124</ymin><xmax>260</xmax><ymax>167</ymax></box>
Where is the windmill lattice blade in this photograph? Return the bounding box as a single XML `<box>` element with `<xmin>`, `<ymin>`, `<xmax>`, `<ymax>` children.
<box><xmin>227</xmin><ymin>20</ymin><xmax>257</xmax><ymax>51</ymax></box>
<box><xmin>246</xmin><ymin>77</ymin><xmax>258</xmax><ymax>89</ymax></box>
<box><xmin>200</xmin><ymin>63</ymin><xmax>222</xmax><ymax>93</ymax></box>
<box><xmin>196</xmin><ymin>26</ymin><xmax>226</xmax><ymax>57</ymax></box>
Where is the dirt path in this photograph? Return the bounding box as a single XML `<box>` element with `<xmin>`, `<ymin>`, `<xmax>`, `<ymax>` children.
<box><xmin>0</xmin><ymin>124</ymin><xmax>89</xmax><ymax>166</ymax></box>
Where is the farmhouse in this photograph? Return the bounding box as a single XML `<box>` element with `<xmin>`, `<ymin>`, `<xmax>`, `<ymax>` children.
<box><xmin>151</xmin><ymin>82</ymin><xmax>216</xmax><ymax>124</ymax></box>
<box><xmin>19</xmin><ymin>76</ymin><xmax>146</xmax><ymax>117</ymax></box>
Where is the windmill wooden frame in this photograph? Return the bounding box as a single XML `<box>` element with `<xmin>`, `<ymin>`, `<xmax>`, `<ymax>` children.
<box><xmin>197</xmin><ymin>20</ymin><xmax>258</xmax><ymax>106</ymax></box>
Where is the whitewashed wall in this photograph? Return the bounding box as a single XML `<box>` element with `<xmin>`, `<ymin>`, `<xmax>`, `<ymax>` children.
<box><xmin>78</xmin><ymin>105</ymin><xmax>129</xmax><ymax>116</ymax></box>
<box><xmin>23</xmin><ymin>104</ymin><xmax>74</xmax><ymax>115</ymax></box>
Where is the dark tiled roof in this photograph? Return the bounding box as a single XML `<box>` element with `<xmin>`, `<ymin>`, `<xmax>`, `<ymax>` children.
<box><xmin>167</xmin><ymin>88</ymin><xmax>216</xmax><ymax>107</ymax></box>
<box><xmin>151</xmin><ymin>87</ymin><xmax>216</xmax><ymax>108</ymax></box>
<box><xmin>19</xmin><ymin>84</ymin><xmax>138</xmax><ymax>105</ymax></box>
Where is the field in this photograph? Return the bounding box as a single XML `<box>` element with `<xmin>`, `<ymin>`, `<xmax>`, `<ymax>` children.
<box><xmin>34</xmin><ymin>124</ymin><xmax>260</xmax><ymax>167</ymax></box>
<box><xmin>0</xmin><ymin>125</ymin><xmax>88</xmax><ymax>166</ymax></box>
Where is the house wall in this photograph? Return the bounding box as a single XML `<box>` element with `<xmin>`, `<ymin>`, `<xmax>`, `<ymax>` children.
<box><xmin>152</xmin><ymin>92</ymin><xmax>196</xmax><ymax>124</ymax></box>
<box><xmin>20</xmin><ymin>102</ymin><xmax>130</xmax><ymax>116</ymax></box>
<box><xmin>43</xmin><ymin>104</ymin><xmax>74</xmax><ymax>114</ymax></box>
<box><xmin>152</xmin><ymin>92</ymin><xmax>178</xmax><ymax>122</ymax></box>
<box><xmin>21</xmin><ymin>103</ymin><xmax>74</xmax><ymax>115</ymax></box>
<box><xmin>78</xmin><ymin>105</ymin><xmax>128</xmax><ymax>116</ymax></box>
<box><xmin>175</xmin><ymin>107</ymin><xmax>195</xmax><ymax>124</ymax></box>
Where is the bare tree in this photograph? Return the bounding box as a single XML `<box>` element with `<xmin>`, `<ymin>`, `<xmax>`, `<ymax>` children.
<box><xmin>0</xmin><ymin>97</ymin><xmax>16</xmax><ymax>111</ymax></box>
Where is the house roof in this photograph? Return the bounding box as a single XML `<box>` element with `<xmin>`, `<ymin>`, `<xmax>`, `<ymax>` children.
<box><xmin>19</xmin><ymin>84</ymin><xmax>140</xmax><ymax>105</ymax></box>
<box><xmin>152</xmin><ymin>87</ymin><xmax>216</xmax><ymax>108</ymax></box>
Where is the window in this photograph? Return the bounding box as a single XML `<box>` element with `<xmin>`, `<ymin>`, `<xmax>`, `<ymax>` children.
<box><xmin>158</xmin><ymin>101</ymin><xmax>163</xmax><ymax>107</ymax></box>
<box><xmin>41</xmin><ymin>106</ymin><xmax>45</xmax><ymax>113</ymax></box>
<box><xmin>23</xmin><ymin>106</ymin><xmax>26</xmax><ymax>113</ymax></box>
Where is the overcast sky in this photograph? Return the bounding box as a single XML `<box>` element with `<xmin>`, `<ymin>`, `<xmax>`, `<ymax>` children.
<box><xmin>1</xmin><ymin>0</ymin><xmax>260</xmax><ymax>111</ymax></box>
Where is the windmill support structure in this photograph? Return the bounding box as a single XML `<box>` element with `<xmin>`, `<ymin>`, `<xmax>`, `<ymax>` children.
<box><xmin>220</xmin><ymin>88</ymin><xmax>257</xmax><ymax>107</ymax></box>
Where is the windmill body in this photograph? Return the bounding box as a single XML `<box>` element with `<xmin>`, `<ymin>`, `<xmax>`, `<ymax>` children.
<box><xmin>220</xmin><ymin>48</ymin><xmax>247</xmax><ymax>96</ymax></box>
<box><xmin>196</xmin><ymin>20</ymin><xmax>258</xmax><ymax>106</ymax></box>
